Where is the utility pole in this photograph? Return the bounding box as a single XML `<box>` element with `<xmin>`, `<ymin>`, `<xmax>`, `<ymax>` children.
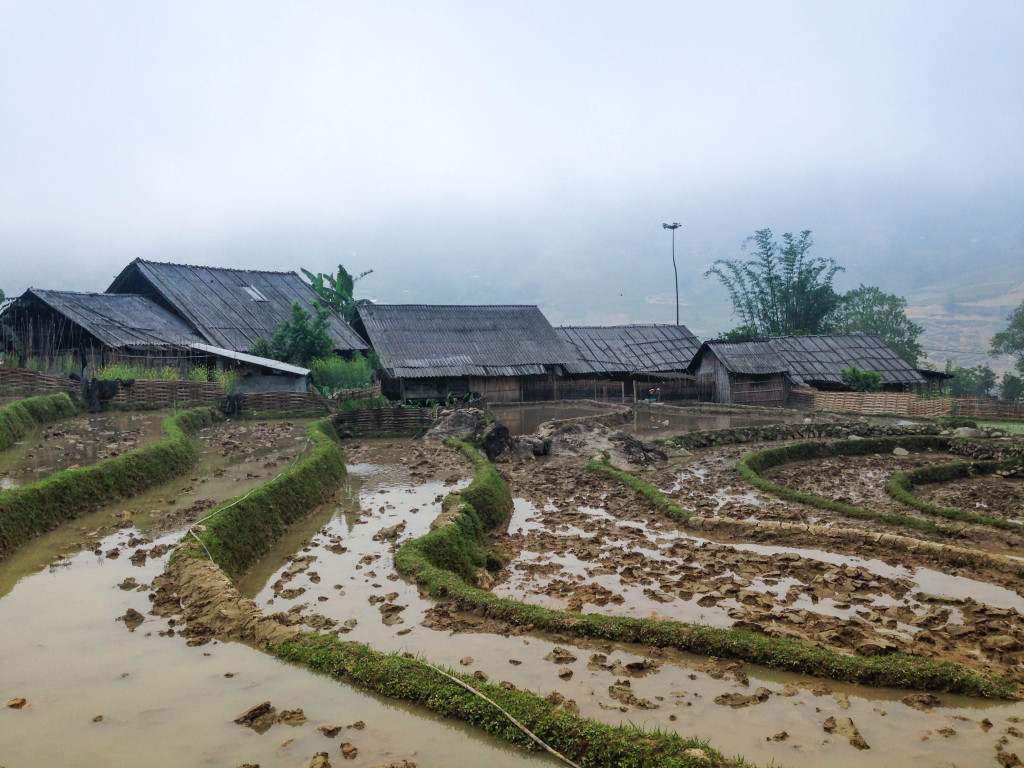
<box><xmin>662</xmin><ymin>222</ymin><xmax>682</xmax><ymax>325</ymax></box>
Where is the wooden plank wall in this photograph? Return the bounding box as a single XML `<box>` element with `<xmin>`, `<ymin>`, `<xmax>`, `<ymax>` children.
<box><xmin>522</xmin><ymin>379</ymin><xmax>627</xmax><ymax>403</ymax></box>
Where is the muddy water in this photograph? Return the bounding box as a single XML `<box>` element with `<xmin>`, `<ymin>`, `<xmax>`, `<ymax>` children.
<box><xmin>0</xmin><ymin>427</ymin><xmax>553</xmax><ymax>768</ymax></box>
<box><xmin>0</xmin><ymin>410</ymin><xmax>166</xmax><ymax>490</ymax></box>
<box><xmin>490</xmin><ymin>402</ymin><xmax>614</xmax><ymax>436</ymax></box>
<box><xmin>625</xmin><ymin>407</ymin><xmax>805</xmax><ymax>439</ymax></box>
<box><xmin>239</xmin><ymin>440</ymin><xmax>1024</xmax><ymax>768</ymax></box>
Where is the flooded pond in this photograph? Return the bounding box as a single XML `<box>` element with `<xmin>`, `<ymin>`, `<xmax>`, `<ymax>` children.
<box><xmin>0</xmin><ymin>410</ymin><xmax>167</xmax><ymax>490</ymax></box>
<box><xmin>489</xmin><ymin>402</ymin><xmax>616</xmax><ymax>435</ymax></box>
<box><xmin>626</xmin><ymin>404</ymin><xmax>809</xmax><ymax>439</ymax></box>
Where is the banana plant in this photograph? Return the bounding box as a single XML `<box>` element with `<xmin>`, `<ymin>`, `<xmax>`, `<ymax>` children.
<box><xmin>301</xmin><ymin>265</ymin><xmax>373</xmax><ymax>323</ymax></box>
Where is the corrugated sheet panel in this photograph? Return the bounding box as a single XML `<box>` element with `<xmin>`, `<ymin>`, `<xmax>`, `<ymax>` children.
<box><xmin>23</xmin><ymin>290</ymin><xmax>203</xmax><ymax>348</ymax></box>
<box><xmin>691</xmin><ymin>334</ymin><xmax>926</xmax><ymax>387</ymax></box>
<box><xmin>358</xmin><ymin>304</ymin><xmax>577</xmax><ymax>379</ymax></box>
<box><xmin>557</xmin><ymin>324</ymin><xmax>701</xmax><ymax>374</ymax></box>
<box><xmin>107</xmin><ymin>259</ymin><xmax>368</xmax><ymax>353</ymax></box>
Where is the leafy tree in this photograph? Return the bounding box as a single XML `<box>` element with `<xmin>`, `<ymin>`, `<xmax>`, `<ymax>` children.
<box><xmin>991</xmin><ymin>300</ymin><xmax>1024</xmax><ymax>375</ymax></box>
<box><xmin>1001</xmin><ymin>373</ymin><xmax>1023</xmax><ymax>403</ymax></box>
<box><xmin>705</xmin><ymin>229</ymin><xmax>843</xmax><ymax>337</ymax></box>
<box><xmin>824</xmin><ymin>285</ymin><xmax>924</xmax><ymax>366</ymax></box>
<box><xmin>301</xmin><ymin>265</ymin><xmax>372</xmax><ymax>324</ymax></box>
<box><xmin>250</xmin><ymin>301</ymin><xmax>334</xmax><ymax>367</ymax></box>
<box><xmin>840</xmin><ymin>365</ymin><xmax>882</xmax><ymax>392</ymax></box>
<box><xmin>0</xmin><ymin>288</ymin><xmax>5</xmax><ymax>302</ymax></box>
<box><xmin>943</xmin><ymin>361</ymin><xmax>998</xmax><ymax>398</ymax></box>
<box><xmin>717</xmin><ymin>324</ymin><xmax>760</xmax><ymax>341</ymax></box>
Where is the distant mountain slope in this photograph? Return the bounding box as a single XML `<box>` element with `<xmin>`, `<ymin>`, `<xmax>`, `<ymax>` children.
<box><xmin>906</xmin><ymin>265</ymin><xmax>1024</xmax><ymax>373</ymax></box>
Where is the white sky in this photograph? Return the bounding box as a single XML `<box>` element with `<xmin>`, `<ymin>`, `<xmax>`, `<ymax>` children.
<box><xmin>1</xmin><ymin>1</ymin><xmax>1022</xmax><ymax>334</ymax></box>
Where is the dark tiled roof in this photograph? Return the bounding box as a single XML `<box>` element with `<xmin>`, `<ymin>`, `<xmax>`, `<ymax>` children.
<box><xmin>557</xmin><ymin>324</ymin><xmax>701</xmax><ymax>375</ymax></box>
<box><xmin>107</xmin><ymin>259</ymin><xmax>368</xmax><ymax>353</ymax></box>
<box><xmin>12</xmin><ymin>290</ymin><xmax>203</xmax><ymax>348</ymax></box>
<box><xmin>357</xmin><ymin>304</ymin><xmax>577</xmax><ymax>378</ymax></box>
<box><xmin>692</xmin><ymin>334</ymin><xmax>926</xmax><ymax>387</ymax></box>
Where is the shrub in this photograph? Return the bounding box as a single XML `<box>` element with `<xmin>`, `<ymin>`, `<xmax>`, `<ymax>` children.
<box><xmin>841</xmin><ymin>365</ymin><xmax>882</xmax><ymax>392</ymax></box>
<box><xmin>309</xmin><ymin>353</ymin><xmax>374</xmax><ymax>394</ymax></box>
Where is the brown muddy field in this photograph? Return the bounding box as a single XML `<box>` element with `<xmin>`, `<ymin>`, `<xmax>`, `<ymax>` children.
<box><xmin>5</xmin><ymin>409</ymin><xmax>1024</xmax><ymax>767</ymax></box>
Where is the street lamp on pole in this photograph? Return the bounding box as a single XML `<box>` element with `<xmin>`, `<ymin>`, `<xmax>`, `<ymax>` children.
<box><xmin>662</xmin><ymin>222</ymin><xmax>682</xmax><ymax>325</ymax></box>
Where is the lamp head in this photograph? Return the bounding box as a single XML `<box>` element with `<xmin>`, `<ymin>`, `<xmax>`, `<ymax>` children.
<box><xmin>662</xmin><ymin>222</ymin><xmax>682</xmax><ymax>230</ymax></box>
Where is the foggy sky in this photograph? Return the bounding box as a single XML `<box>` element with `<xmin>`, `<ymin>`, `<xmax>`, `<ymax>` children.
<box><xmin>1</xmin><ymin>1</ymin><xmax>1022</xmax><ymax>338</ymax></box>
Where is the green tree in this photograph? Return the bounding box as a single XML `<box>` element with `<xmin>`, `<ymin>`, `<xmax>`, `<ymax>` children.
<box><xmin>825</xmin><ymin>284</ymin><xmax>924</xmax><ymax>366</ymax></box>
<box><xmin>250</xmin><ymin>301</ymin><xmax>334</xmax><ymax>367</ymax></box>
<box><xmin>840</xmin><ymin>365</ymin><xmax>882</xmax><ymax>392</ymax></box>
<box><xmin>1001</xmin><ymin>373</ymin><xmax>1023</xmax><ymax>403</ymax></box>
<box><xmin>991</xmin><ymin>300</ymin><xmax>1024</xmax><ymax>375</ymax></box>
<box><xmin>944</xmin><ymin>361</ymin><xmax>998</xmax><ymax>398</ymax></box>
<box><xmin>705</xmin><ymin>229</ymin><xmax>843</xmax><ymax>337</ymax></box>
<box><xmin>0</xmin><ymin>288</ymin><xmax>5</xmax><ymax>302</ymax></box>
<box><xmin>301</xmin><ymin>265</ymin><xmax>372</xmax><ymax>324</ymax></box>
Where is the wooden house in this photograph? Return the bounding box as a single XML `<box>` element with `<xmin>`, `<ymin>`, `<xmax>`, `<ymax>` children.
<box><xmin>107</xmin><ymin>258</ymin><xmax>368</xmax><ymax>355</ymax></box>
<box><xmin>688</xmin><ymin>334</ymin><xmax>927</xmax><ymax>406</ymax></box>
<box><xmin>355</xmin><ymin>304</ymin><xmax>578</xmax><ymax>402</ymax></box>
<box><xmin>557</xmin><ymin>324</ymin><xmax>702</xmax><ymax>401</ymax></box>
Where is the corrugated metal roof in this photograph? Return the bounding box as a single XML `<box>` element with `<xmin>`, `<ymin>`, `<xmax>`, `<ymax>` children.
<box><xmin>357</xmin><ymin>304</ymin><xmax>577</xmax><ymax>379</ymax></box>
<box><xmin>691</xmin><ymin>334</ymin><xmax>926</xmax><ymax>386</ymax></box>
<box><xmin>187</xmin><ymin>343</ymin><xmax>310</xmax><ymax>376</ymax></box>
<box><xmin>107</xmin><ymin>259</ymin><xmax>368</xmax><ymax>353</ymax></box>
<box><xmin>557</xmin><ymin>324</ymin><xmax>701</xmax><ymax>375</ymax></box>
<box><xmin>13</xmin><ymin>289</ymin><xmax>203</xmax><ymax>348</ymax></box>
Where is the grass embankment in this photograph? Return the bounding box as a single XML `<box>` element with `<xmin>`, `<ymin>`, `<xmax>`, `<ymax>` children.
<box><xmin>588</xmin><ymin>459</ymin><xmax>694</xmax><ymax>522</ymax></box>
<box><xmin>274</xmin><ymin>635</ymin><xmax>732</xmax><ymax>768</ymax></box>
<box><xmin>393</xmin><ymin>442</ymin><xmax>1015</xmax><ymax>699</ymax></box>
<box><xmin>736</xmin><ymin>435</ymin><xmax>966</xmax><ymax>534</ymax></box>
<box><xmin>173</xmin><ymin>418</ymin><xmax>347</xmax><ymax>580</ymax></box>
<box><xmin>886</xmin><ymin>460</ymin><xmax>1024</xmax><ymax>530</ymax></box>
<box><xmin>0</xmin><ymin>406</ymin><xmax>219</xmax><ymax>558</ymax></box>
<box><xmin>0</xmin><ymin>392</ymin><xmax>78</xmax><ymax>452</ymax></box>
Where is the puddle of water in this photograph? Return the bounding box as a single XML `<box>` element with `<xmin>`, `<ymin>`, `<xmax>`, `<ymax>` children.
<box><xmin>0</xmin><ymin>410</ymin><xmax>167</xmax><ymax>489</ymax></box>
<box><xmin>490</xmin><ymin>403</ymin><xmax>613</xmax><ymax>436</ymax></box>
<box><xmin>625</xmin><ymin>408</ymin><xmax>805</xmax><ymax>439</ymax></box>
<box><xmin>238</xmin><ymin>441</ymin><xmax>1024</xmax><ymax>768</ymax></box>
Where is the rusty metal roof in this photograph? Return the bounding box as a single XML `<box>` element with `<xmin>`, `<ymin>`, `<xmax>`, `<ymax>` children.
<box><xmin>357</xmin><ymin>304</ymin><xmax>577</xmax><ymax>379</ymax></box>
<box><xmin>107</xmin><ymin>258</ymin><xmax>368</xmax><ymax>353</ymax></box>
<box><xmin>557</xmin><ymin>324</ymin><xmax>701</xmax><ymax>375</ymax></box>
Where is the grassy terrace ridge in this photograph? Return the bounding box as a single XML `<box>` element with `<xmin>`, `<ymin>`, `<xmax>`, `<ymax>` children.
<box><xmin>393</xmin><ymin>442</ymin><xmax>1016</xmax><ymax>700</ymax></box>
<box><xmin>0</xmin><ymin>405</ymin><xmax>220</xmax><ymax>559</ymax></box>
<box><xmin>173</xmin><ymin>417</ymin><xmax>346</xmax><ymax>580</ymax></box>
<box><xmin>736</xmin><ymin>435</ymin><xmax>967</xmax><ymax>534</ymax></box>
<box><xmin>274</xmin><ymin>635</ymin><xmax>737</xmax><ymax>768</ymax></box>
<box><xmin>886</xmin><ymin>459</ymin><xmax>1024</xmax><ymax>530</ymax></box>
<box><xmin>0</xmin><ymin>392</ymin><xmax>78</xmax><ymax>452</ymax></box>
<box><xmin>588</xmin><ymin>458</ymin><xmax>694</xmax><ymax>521</ymax></box>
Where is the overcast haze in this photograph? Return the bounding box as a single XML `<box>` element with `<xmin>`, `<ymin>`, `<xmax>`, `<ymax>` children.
<box><xmin>1</xmin><ymin>2</ymin><xmax>1022</xmax><ymax>341</ymax></box>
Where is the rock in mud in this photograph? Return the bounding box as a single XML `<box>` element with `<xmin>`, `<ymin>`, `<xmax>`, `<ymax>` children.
<box><xmin>608</xmin><ymin>679</ymin><xmax>659</xmax><ymax>710</ymax></box>
<box><xmin>379</xmin><ymin>603</ymin><xmax>406</xmax><ymax>625</ymax></box>
<box><xmin>118</xmin><ymin>608</ymin><xmax>145</xmax><ymax>631</ymax></box>
<box><xmin>235</xmin><ymin>701</ymin><xmax>278</xmax><ymax>733</ymax></box>
<box><xmin>340</xmin><ymin>742</ymin><xmax>358</xmax><ymax>760</ymax></box>
<box><xmin>770</xmin><ymin>732</ymin><xmax>789</xmax><ymax>742</ymax></box>
<box><xmin>481</xmin><ymin>421</ymin><xmax>513</xmax><ymax>462</ymax></box>
<box><xmin>309</xmin><ymin>753</ymin><xmax>331</xmax><ymax>768</ymax></box>
<box><xmin>278</xmin><ymin>708</ymin><xmax>308</xmax><ymax>726</ymax></box>
<box><xmin>997</xmin><ymin>752</ymin><xmax>1023</xmax><ymax>768</ymax></box>
<box><xmin>459</xmin><ymin>656</ymin><xmax>474</xmax><ymax>666</ymax></box>
<box><xmin>348</xmin><ymin>721</ymin><xmax>365</xmax><ymax>730</ymax></box>
<box><xmin>7</xmin><ymin>698</ymin><xmax>27</xmax><ymax>709</ymax></box>
<box><xmin>428</xmin><ymin>409</ymin><xmax>481</xmax><ymax>439</ymax></box>
<box><xmin>372</xmin><ymin>522</ymin><xmax>406</xmax><ymax>542</ymax></box>
<box><xmin>558</xmin><ymin>668</ymin><xmax>573</xmax><ymax>680</ymax></box>
<box><xmin>318</xmin><ymin>725</ymin><xmax>342</xmax><ymax>738</ymax></box>
<box><xmin>714</xmin><ymin>687</ymin><xmax>772</xmax><ymax>709</ymax></box>
<box><xmin>823</xmin><ymin>716</ymin><xmax>870</xmax><ymax>750</ymax></box>
<box><xmin>900</xmin><ymin>693</ymin><xmax>941</xmax><ymax>711</ymax></box>
<box><xmin>543</xmin><ymin>647</ymin><xmax>578</xmax><ymax>664</ymax></box>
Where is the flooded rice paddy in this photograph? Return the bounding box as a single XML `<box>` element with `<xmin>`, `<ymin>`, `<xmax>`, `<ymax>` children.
<box><xmin>4</xmin><ymin>405</ymin><xmax>1024</xmax><ymax>767</ymax></box>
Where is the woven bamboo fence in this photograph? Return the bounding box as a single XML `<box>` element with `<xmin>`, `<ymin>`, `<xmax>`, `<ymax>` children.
<box><xmin>333</xmin><ymin>407</ymin><xmax>436</xmax><ymax>434</ymax></box>
<box><xmin>329</xmin><ymin>383</ymin><xmax>382</xmax><ymax>402</ymax></box>
<box><xmin>0</xmin><ymin>367</ymin><xmax>79</xmax><ymax>393</ymax></box>
<box><xmin>808</xmin><ymin>390</ymin><xmax>1023</xmax><ymax>420</ymax></box>
<box><xmin>111</xmin><ymin>379</ymin><xmax>223</xmax><ymax>406</ymax></box>
<box><xmin>241</xmin><ymin>391</ymin><xmax>329</xmax><ymax>414</ymax></box>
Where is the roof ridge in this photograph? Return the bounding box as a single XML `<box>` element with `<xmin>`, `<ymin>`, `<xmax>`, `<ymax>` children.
<box><xmin>363</xmin><ymin>303</ymin><xmax>541</xmax><ymax>309</ymax></box>
<box><xmin>136</xmin><ymin>259</ymin><xmax>299</xmax><ymax>277</ymax></box>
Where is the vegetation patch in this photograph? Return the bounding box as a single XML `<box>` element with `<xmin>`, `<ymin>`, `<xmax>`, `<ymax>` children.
<box><xmin>394</xmin><ymin>441</ymin><xmax>1015</xmax><ymax>699</ymax></box>
<box><xmin>0</xmin><ymin>406</ymin><xmax>219</xmax><ymax>559</ymax></box>
<box><xmin>274</xmin><ymin>634</ymin><xmax>732</xmax><ymax>768</ymax></box>
<box><xmin>886</xmin><ymin>460</ymin><xmax>1024</xmax><ymax>530</ymax></box>
<box><xmin>737</xmin><ymin>435</ymin><xmax>965</xmax><ymax>534</ymax></box>
<box><xmin>587</xmin><ymin>459</ymin><xmax>694</xmax><ymax>521</ymax></box>
<box><xmin>0</xmin><ymin>392</ymin><xmax>78</xmax><ymax>452</ymax></box>
<box><xmin>174</xmin><ymin>418</ymin><xmax>347</xmax><ymax>579</ymax></box>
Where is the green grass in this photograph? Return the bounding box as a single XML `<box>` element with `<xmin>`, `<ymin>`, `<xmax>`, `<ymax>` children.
<box><xmin>309</xmin><ymin>353</ymin><xmax>375</xmax><ymax>395</ymax></box>
<box><xmin>174</xmin><ymin>417</ymin><xmax>347</xmax><ymax>579</ymax></box>
<box><xmin>392</xmin><ymin>441</ymin><xmax>1016</xmax><ymax>699</ymax></box>
<box><xmin>736</xmin><ymin>436</ymin><xmax>965</xmax><ymax>534</ymax></box>
<box><xmin>980</xmin><ymin>420</ymin><xmax>1024</xmax><ymax>435</ymax></box>
<box><xmin>0</xmin><ymin>406</ymin><xmax>220</xmax><ymax>559</ymax></box>
<box><xmin>0</xmin><ymin>392</ymin><xmax>78</xmax><ymax>452</ymax></box>
<box><xmin>587</xmin><ymin>459</ymin><xmax>694</xmax><ymax>521</ymax></box>
<box><xmin>886</xmin><ymin>459</ymin><xmax>1024</xmax><ymax>530</ymax></box>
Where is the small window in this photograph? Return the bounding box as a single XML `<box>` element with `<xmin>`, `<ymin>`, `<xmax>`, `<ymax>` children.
<box><xmin>242</xmin><ymin>286</ymin><xmax>268</xmax><ymax>302</ymax></box>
